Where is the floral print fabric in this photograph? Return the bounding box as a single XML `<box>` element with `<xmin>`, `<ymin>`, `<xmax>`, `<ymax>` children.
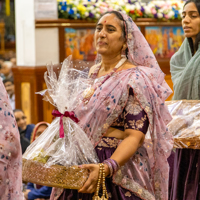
<box><xmin>0</xmin><ymin>79</ymin><xmax>23</xmax><ymax>199</ymax></box>
<box><xmin>111</xmin><ymin>88</ymin><xmax>149</xmax><ymax>134</ymax></box>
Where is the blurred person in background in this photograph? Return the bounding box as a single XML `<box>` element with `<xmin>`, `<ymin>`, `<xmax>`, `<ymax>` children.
<box><xmin>14</xmin><ymin>109</ymin><xmax>35</xmax><ymax>141</ymax></box>
<box><xmin>1</xmin><ymin>61</ymin><xmax>13</xmax><ymax>80</ymax></box>
<box><xmin>0</xmin><ymin>59</ymin><xmax>6</xmax><ymax>80</ymax></box>
<box><xmin>10</xmin><ymin>57</ymin><xmax>16</xmax><ymax>67</ymax></box>
<box><xmin>23</xmin><ymin>121</ymin><xmax>52</xmax><ymax>200</ymax></box>
<box><xmin>3</xmin><ymin>78</ymin><xmax>15</xmax><ymax>110</ymax></box>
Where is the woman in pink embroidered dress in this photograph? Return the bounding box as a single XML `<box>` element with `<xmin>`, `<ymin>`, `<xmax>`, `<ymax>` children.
<box><xmin>51</xmin><ymin>11</ymin><xmax>173</xmax><ymax>200</ymax></box>
<box><xmin>0</xmin><ymin>77</ymin><xmax>23</xmax><ymax>199</ymax></box>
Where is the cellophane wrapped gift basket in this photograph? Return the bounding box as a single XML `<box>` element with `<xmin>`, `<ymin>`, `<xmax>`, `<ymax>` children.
<box><xmin>165</xmin><ymin>100</ymin><xmax>200</xmax><ymax>149</ymax></box>
<box><xmin>22</xmin><ymin>56</ymin><xmax>99</xmax><ymax>189</ymax></box>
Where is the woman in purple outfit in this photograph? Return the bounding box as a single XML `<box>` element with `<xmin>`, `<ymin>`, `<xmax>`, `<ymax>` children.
<box><xmin>170</xmin><ymin>1</ymin><xmax>200</xmax><ymax>200</ymax></box>
<box><xmin>50</xmin><ymin>11</ymin><xmax>173</xmax><ymax>200</ymax></box>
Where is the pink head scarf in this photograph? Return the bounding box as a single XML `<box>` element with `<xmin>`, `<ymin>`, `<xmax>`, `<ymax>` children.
<box><xmin>31</xmin><ymin>121</ymin><xmax>49</xmax><ymax>143</ymax></box>
<box><xmin>0</xmin><ymin>80</ymin><xmax>23</xmax><ymax>199</ymax></box>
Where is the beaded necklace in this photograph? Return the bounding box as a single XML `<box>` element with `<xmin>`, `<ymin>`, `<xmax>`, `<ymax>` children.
<box><xmin>82</xmin><ymin>56</ymin><xmax>127</xmax><ymax>104</ymax></box>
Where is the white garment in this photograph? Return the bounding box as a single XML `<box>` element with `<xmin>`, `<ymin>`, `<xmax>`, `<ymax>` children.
<box><xmin>9</xmin><ymin>94</ymin><xmax>15</xmax><ymax>110</ymax></box>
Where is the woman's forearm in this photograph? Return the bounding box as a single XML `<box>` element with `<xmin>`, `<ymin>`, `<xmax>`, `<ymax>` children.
<box><xmin>108</xmin><ymin>129</ymin><xmax>144</xmax><ymax>166</ymax></box>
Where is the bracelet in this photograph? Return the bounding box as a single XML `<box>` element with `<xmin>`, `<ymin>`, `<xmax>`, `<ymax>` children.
<box><xmin>107</xmin><ymin>158</ymin><xmax>120</xmax><ymax>173</ymax></box>
<box><xmin>103</xmin><ymin>158</ymin><xmax>120</xmax><ymax>177</ymax></box>
<box><xmin>103</xmin><ymin>160</ymin><xmax>113</xmax><ymax>177</ymax></box>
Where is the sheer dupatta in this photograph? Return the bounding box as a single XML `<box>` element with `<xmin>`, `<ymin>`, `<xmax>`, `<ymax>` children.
<box><xmin>170</xmin><ymin>38</ymin><xmax>200</xmax><ymax>100</ymax></box>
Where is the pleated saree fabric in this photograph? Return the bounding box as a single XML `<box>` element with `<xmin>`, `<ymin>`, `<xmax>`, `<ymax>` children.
<box><xmin>51</xmin><ymin>12</ymin><xmax>173</xmax><ymax>200</ymax></box>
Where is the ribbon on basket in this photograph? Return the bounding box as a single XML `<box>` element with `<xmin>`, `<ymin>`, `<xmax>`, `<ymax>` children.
<box><xmin>52</xmin><ymin>110</ymin><xmax>79</xmax><ymax>138</ymax></box>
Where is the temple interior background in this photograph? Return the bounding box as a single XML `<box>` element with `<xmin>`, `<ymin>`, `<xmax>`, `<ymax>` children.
<box><xmin>0</xmin><ymin>0</ymin><xmax>186</xmax><ymax>124</ymax></box>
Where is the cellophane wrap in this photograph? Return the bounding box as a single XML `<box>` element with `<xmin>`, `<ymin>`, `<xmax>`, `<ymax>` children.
<box><xmin>22</xmin><ymin>56</ymin><xmax>99</xmax><ymax>189</ymax></box>
<box><xmin>165</xmin><ymin>100</ymin><xmax>200</xmax><ymax>149</ymax></box>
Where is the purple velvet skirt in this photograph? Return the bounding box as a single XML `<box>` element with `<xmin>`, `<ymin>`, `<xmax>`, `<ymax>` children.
<box><xmin>57</xmin><ymin>137</ymin><xmax>142</xmax><ymax>200</ymax></box>
<box><xmin>170</xmin><ymin>149</ymin><xmax>200</xmax><ymax>200</ymax></box>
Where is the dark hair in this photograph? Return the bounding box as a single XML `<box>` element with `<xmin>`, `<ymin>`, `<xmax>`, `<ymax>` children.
<box><xmin>3</xmin><ymin>78</ymin><xmax>14</xmax><ymax>85</ymax></box>
<box><xmin>97</xmin><ymin>11</ymin><xmax>129</xmax><ymax>57</ymax></box>
<box><xmin>13</xmin><ymin>109</ymin><xmax>24</xmax><ymax>114</ymax></box>
<box><xmin>184</xmin><ymin>0</ymin><xmax>200</xmax><ymax>54</ymax></box>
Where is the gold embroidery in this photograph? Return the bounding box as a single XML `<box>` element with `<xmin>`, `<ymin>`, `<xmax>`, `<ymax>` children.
<box><xmin>128</xmin><ymin>120</ymin><xmax>136</xmax><ymax>129</ymax></box>
<box><xmin>135</xmin><ymin>120</ymin><xmax>144</xmax><ymax>129</ymax></box>
<box><xmin>155</xmin><ymin>181</ymin><xmax>160</xmax><ymax>188</ymax></box>
<box><xmin>125</xmin><ymin>95</ymin><xmax>142</xmax><ymax>115</ymax></box>
<box><xmin>98</xmin><ymin>141</ymin><xmax>109</xmax><ymax>148</ymax></box>
<box><xmin>128</xmin><ymin>115</ymin><xmax>147</xmax><ymax>130</ymax></box>
<box><xmin>97</xmin><ymin>138</ymin><xmax>119</xmax><ymax>148</ymax></box>
<box><xmin>145</xmin><ymin>106</ymin><xmax>150</xmax><ymax>113</ymax></box>
<box><xmin>111</xmin><ymin>120</ymin><xmax>124</xmax><ymax>127</ymax></box>
<box><xmin>138</xmin><ymin>189</ymin><xmax>143</xmax><ymax>195</ymax></box>
<box><xmin>103</xmin><ymin>123</ymin><xmax>109</xmax><ymax>129</ymax></box>
<box><xmin>125</xmin><ymin>191</ymin><xmax>132</xmax><ymax>197</ymax></box>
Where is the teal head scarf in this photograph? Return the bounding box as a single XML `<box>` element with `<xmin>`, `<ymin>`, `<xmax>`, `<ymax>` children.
<box><xmin>170</xmin><ymin>38</ymin><xmax>200</xmax><ymax>100</ymax></box>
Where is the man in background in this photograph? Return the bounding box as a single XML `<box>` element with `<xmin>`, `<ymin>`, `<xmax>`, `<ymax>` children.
<box><xmin>1</xmin><ymin>61</ymin><xmax>13</xmax><ymax>80</ymax></box>
<box><xmin>3</xmin><ymin>78</ymin><xmax>15</xmax><ymax>110</ymax></box>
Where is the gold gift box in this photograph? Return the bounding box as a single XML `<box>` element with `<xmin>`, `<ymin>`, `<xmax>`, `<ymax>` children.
<box><xmin>22</xmin><ymin>158</ymin><xmax>89</xmax><ymax>189</ymax></box>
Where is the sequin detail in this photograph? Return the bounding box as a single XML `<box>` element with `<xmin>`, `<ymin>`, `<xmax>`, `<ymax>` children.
<box><xmin>97</xmin><ymin>137</ymin><xmax>119</xmax><ymax>148</ymax></box>
<box><xmin>125</xmin><ymin>95</ymin><xmax>142</xmax><ymax>115</ymax></box>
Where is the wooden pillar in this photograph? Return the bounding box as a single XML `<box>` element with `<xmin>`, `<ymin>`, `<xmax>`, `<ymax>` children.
<box><xmin>12</xmin><ymin>66</ymin><xmax>55</xmax><ymax>124</ymax></box>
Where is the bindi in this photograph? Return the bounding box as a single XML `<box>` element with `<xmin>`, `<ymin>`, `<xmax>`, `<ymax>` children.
<box><xmin>104</xmin><ymin>21</ymin><xmax>106</xmax><ymax>23</ymax></box>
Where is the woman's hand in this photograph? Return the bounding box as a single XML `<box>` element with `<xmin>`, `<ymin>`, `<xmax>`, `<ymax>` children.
<box><xmin>78</xmin><ymin>163</ymin><xmax>109</xmax><ymax>194</ymax></box>
<box><xmin>78</xmin><ymin>164</ymin><xmax>100</xmax><ymax>194</ymax></box>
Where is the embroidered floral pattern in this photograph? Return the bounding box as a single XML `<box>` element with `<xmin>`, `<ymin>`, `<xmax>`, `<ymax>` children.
<box><xmin>110</xmin><ymin>89</ymin><xmax>149</xmax><ymax>134</ymax></box>
<box><xmin>5</xmin><ymin>131</ymin><xmax>14</xmax><ymax>142</ymax></box>
<box><xmin>125</xmin><ymin>95</ymin><xmax>142</xmax><ymax>115</ymax></box>
<box><xmin>111</xmin><ymin>120</ymin><xmax>124</xmax><ymax>127</ymax></box>
<box><xmin>103</xmin><ymin>123</ymin><xmax>109</xmax><ymax>129</ymax></box>
<box><xmin>97</xmin><ymin>137</ymin><xmax>119</xmax><ymax>148</ymax></box>
<box><xmin>125</xmin><ymin>191</ymin><xmax>132</xmax><ymax>197</ymax></box>
<box><xmin>125</xmin><ymin>115</ymin><xmax>147</xmax><ymax>130</ymax></box>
